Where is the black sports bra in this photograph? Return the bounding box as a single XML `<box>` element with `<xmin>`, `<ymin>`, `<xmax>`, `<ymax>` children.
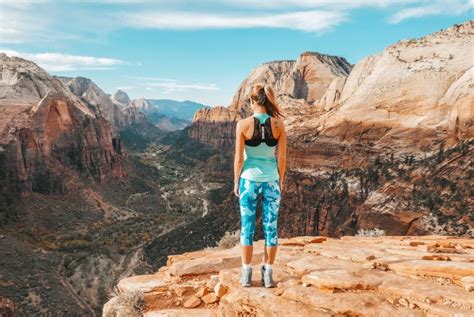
<box><xmin>244</xmin><ymin>116</ymin><xmax>278</xmax><ymax>147</ymax></box>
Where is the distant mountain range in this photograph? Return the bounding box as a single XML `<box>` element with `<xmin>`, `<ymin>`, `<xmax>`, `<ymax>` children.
<box><xmin>147</xmin><ymin>99</ymin><xmax>209</xmax><ymax>121</ymax></box>
<box><xmin>110</xmin><ymin>91</ymin><xmax>209</xmax><ymax>131</ymax></box>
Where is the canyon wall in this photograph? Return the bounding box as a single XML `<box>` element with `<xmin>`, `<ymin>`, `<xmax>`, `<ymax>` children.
<box><xmin>0</xmin><ymin>54</ymin><xmax>126</xmax><ymax>200</ymax></box>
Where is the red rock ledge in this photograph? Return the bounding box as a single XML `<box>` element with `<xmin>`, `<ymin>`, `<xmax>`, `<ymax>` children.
<box><xmin>103</xmin><ymin>235</ymin><xmax>474</xmax><ymax>317</ymax></box>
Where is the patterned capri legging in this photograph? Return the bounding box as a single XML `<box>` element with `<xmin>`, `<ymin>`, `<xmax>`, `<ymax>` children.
<box><xmin>239</xmin><ymin>177</ymin><xmax>281</xmax><ymax>246</ymax></box>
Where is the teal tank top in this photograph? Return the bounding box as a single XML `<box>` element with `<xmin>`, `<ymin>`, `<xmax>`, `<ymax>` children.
<box><xmin>240</xmin><ymin>113</ymin><xmax>280</xmax><ymax>182</ymax></box>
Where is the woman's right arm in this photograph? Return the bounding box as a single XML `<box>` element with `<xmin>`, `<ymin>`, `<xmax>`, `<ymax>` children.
<box><xmin>276</xmin><ymin>119</ymin><xmax>287</xmax><ymax>192</ymax></box>
<box><xmin>234</xmin><ymin>120</ymin><xmax>245</xmax><ymax>197</ymax></box>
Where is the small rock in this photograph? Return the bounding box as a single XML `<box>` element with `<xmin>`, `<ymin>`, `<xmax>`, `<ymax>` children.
<box><xmin>363</xmin><ymin>262</ymin><xmax>375</xmax><ymax>269</ymax></box>
<box><xmin>273</xmin><ymin>288</ymin><xmax>284</xmax><ymax>296</ymax></box>
<box><xmin>409</xmin><ymin>302</ymin><xmax>417</xmax><ymax>309</ymax></box>
<box><xmin>206</xmin><ymin>277</ymin><xmax>219</xmax><ymax>289</ymax></box>
<box><xmin>183</xmin><ymin>296</ymin><xmax>201</xmax><ymax>308</ymax></box>
<box><xmin>0</xmin><ymin>235</ymin><xmax>5</xmax><ymax>239</ymax></box>
<box><xmin>366</xmin><ymin>255</ymin><xmax>376</xmax><ymax>260</ymax></box>
<box><xmin>195</xmin><ymin>287</ymin><xmax>209</xmax><ymax>298</ymax></box>
<box><xmin>398</xmin><ymin>298</ymin><xmax>409</xmax><ymax>307</ymax></box>
<box><xmin>409</xmin><ymin>241</ymin><xmax>425</xmax><ymax>246</ymax></box>
<box><xmin>214</xmin><ymin>283</ymin><xmax>228</xmax><ymax>297</ymax></box>
<box><xmin>201</xmin><ymin>292</ymin><xmax>219</xmax><ymax>304</ymax></box>
<box><xmin>461</xmin><ymin>276</ymin><xmax>474</xmax><ymax>292</ymax></box>
<box><xmin>422</xmin><ymin>255</ymin><xmax>450</xmax><ymax>261</ymax></box>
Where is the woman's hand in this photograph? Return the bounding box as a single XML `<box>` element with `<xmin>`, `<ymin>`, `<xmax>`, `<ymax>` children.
<box><xmin>234</xmin><ymin>182</ymin><xmax>239</xmax><ymax>197</ymax></box>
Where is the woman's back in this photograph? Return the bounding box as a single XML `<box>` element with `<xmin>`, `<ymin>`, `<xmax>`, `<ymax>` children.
<box><xmin>240</xmin><ymin>113</ymin><xmax>280</xmax><ymax>182</ymax></box>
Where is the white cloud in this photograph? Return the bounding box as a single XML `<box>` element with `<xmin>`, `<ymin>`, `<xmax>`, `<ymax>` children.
<box><xmin>128</xmin><ymin>76</ymin><xmax>220</xmax><ymax>94</ymax></box>
<box><xmin>0</xmin><ymin>49</ymin><xmax>125</xmax><ymax>72</ymax></box>
<box><xmin>389</xmin><ymin>6</ymin><xmax>442</xmax><ymax>23</ymax></box>
<box><xmin>116</xmin><ymin>85</ymin><xmax>136</xmax><ymax>90</ymax></box>
<box><xmin>212</xmin><ymin>0</ymin><xmax>420</xmax><ymax>9</ymax></box>
<box><xmin>116</xmin><ymin>10</ymin><xmax>347</xmax><ymax>33</ymax></box>
<box><xmin>1</xmin><ymin>0</ymin><xmax>472</xmax><ymax>43</ymax></box>
<box><xmin>126</xmin><ymin>75</ymin><xmax>219</xmax><ymax>93</ymax></box>
<box><xmin>388</xmin><ymin>0</ymin><xmax>474</xmax><ymax>23</ymax></box>
<box><xmin>126</xmin><ymin>76</ymin><xmax>178</xmax><ymax>82</ymax></box>
<box><xmin>147</xmin><ymin>81</ymin><xmax>219</xmax><ymax>92</ymax></box>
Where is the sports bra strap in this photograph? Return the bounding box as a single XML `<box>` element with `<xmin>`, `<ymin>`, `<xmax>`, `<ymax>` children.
<box><xmin>244</xmin><ymin>117</ymin><xmax>278</xmax><ymax>147</ymax></box>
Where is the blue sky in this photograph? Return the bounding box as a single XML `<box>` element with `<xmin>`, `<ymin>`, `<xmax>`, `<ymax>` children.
<box><xmin>1</xmin><ymin>0</ymin><xmax>472</xmax><ymax>106</ymax></box>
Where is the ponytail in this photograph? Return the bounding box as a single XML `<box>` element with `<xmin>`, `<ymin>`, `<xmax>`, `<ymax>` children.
<box><xmin>250</xmin><ymin>83</ymin><xmax>285</xmax><ymax>119</ymax></box>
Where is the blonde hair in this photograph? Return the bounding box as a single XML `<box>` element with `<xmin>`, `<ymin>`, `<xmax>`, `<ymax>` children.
<box><xmin>250</xmin><ymin>83</ymin><xmax>285</xmax><ymax>118</ymax></box>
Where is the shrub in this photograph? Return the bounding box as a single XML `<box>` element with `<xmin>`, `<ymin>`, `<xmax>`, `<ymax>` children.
<box><xmin>216</xmin><ymin>230</ymin><xmax>240</xmax><ymax>249</ymax></box>
<box><xmin>355</xmin><ymin>227</ymin><xmax>386</xmax><ymax>237</ymax></box>
<box><xmin>106</xmin><ymin>287</ymin><xmax>144</xmax><ymax>317</ymax></box>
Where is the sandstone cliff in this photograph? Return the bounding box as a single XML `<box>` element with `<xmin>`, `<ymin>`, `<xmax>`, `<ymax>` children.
<box><xmin>105</xmin><ymin>235</ymin><xmax>474</xmax><ymax>316</ymax></box>
<box><xmin>316</xmin><ymin>20</ymin><xmax>473</xmax><ymax>148</ymax></box>
<box><xmin>0</xmin><ymin>54</ymin><xmax>126</xmax><ymax>198</ymax></box>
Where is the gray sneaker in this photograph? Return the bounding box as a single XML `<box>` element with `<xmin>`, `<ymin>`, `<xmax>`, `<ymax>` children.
<box><xmin>240</xmin><ymin>266</ymin><xmax>252</xmax><ymax>287</ymax></box>
<box><xmin>261</xmin><ymin>265</ymin><xmax>275</xmax><ymax>288</ymax></box>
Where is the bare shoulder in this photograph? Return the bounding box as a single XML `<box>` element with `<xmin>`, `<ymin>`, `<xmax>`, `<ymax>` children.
<box><xmin>237</xmin><ymin>116</ymin><xmax>252</xmax><ymax>129</ymax></box>
<box><xmin>272</xmin><ymin>117</ymin><xmax>286</xmax><ymax>130</ymax></box>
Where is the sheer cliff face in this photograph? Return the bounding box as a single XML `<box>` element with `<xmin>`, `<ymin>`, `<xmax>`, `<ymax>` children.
<box><xmin>190</xmin><ymin>21</ymin><xmax>473</xmax><ymax>156</ymax></box>
<box><xmin>0</xmin><ymin>54</ymin><xmax>125</xmax><ymax>195</ymax></box>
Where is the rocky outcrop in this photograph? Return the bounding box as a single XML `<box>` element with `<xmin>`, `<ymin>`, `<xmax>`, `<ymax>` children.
<box><xmin>228</xmin><ymin>51</ymin><xmax>352</xmax><ymax>113</ymax></box>
<box><xmin>130</xmin><ymin>97</ymin><xmax>153</xmax><ymax>113</ymax></box>
<box><xmin>188</xmin><ymin>107</ymin><xmax>242</xmax><ymax>148</ymax></box>
<box><xmin>0</xmin><ymin>53</ymin><xmax>125</xmax><ymax>196</ymax></box>
<box><xmin>111</xmin><ymin>89</ymin><xmax>132</xmax><ymax>107</ymax></box>
<box><xmin>105</xmin><ymin>235</ymin><xmax>474</xmax><ymax>316</ymax></box>
<box><xmin>62</xmin><ymin>76</ymin><xmax>118</xmax><ymax>125</ymax></box>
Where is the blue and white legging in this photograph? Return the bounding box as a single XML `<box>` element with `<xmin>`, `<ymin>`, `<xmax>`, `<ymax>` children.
<box><xmin>239</xmin><ymin>177</ymin><xmax>281</xmax><ymax>246</ymax></box>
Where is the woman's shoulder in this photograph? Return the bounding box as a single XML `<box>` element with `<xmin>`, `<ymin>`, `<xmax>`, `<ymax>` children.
<box><xmin>270</xmin><ymin>116</ymin><xmax>285</xmax><ymax>129</ymax></box>
<box><xmin>237</xmin><ymin>116</ymin><xmax>254</xmax><ymax>126</ymax></box>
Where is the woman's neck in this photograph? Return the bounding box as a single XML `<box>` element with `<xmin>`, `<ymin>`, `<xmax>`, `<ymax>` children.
<box><xmin>253</xmin><ymin>109</ymin><xmax>267</xmax><ymax>114</ymax></box>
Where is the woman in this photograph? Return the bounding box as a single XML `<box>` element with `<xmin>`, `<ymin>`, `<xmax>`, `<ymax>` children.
<box><xmin>233</xmin><ymin>83</ymin><xmax>287</xmax><ymax>288</ymax></box>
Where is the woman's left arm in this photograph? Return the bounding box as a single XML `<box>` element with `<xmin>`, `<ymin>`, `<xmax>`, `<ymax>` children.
<box><xmin>234</xmin><ymin>120</ymin><xmax>245</xmax><ymax>197</ymax></box>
